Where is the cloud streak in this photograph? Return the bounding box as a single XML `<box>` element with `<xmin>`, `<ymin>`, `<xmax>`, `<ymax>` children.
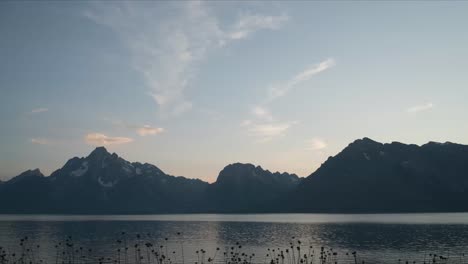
<box><xmin>243</xmin><ymin>58</ymin><xmax>334</xmax><ymax>142</ymax></box>
<box><xmin>31</xmin><ymin>108</ymin><xmax>48</xmax><ymax>114</ymax></box>
<box><xmin>85</xmin><ymin>2</ymin><xmax>288</xmax><ymax>117</ymax></box>
<box><xmin>252</xmin><ymin>105</ymin><xmax>273</xmax><ymax>121</ymax></box>
<box><xmin>227</xmin><ymin>13</ymin><xmax>289</xmax><ymax>40</ymax></box>
<box><xmin>85</xmin><ymin>133</ymin><xmax>134</xmax><ymax>146</ymax></box>
<box><xmin>136</xmin><ymin>125</ymin><xmax>164</xmax><ymax>136</ymax></box>
<box><xmin>30</xmin><ymin>138</ymin><xmax>48</xmax><ymax>145</ymax></box>
<box><xmin>267</xmin><ymin>58</ymin><xmax>335</xmax><ymax>102</ymax></box>
<box><xmin>306</xmin><ymin>138</ymin><xmax>327</xmax><ymax>150</ymax></box>
<box><xmin>103</xmin><ymin>118</ymin><xmax>165</xmax><ymax>137</ymax></box>
<box><xmin>248</xmin><ymin>122</ymin><xmax>296</xmax><ymax>142</ymax></box>
<box><xmin>407</xmin><ymin>102</ymin><xmax>434</xmax><ymax>113</ymax></box>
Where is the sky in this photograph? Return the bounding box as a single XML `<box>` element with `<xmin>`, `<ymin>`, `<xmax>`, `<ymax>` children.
<box><xmin>1</xmin><ymin>1</ymin><xmax>468</xmax><ymax>182</ymax></box>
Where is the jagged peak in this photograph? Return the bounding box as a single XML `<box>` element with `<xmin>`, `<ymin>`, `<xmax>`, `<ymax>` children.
<box><xmin>90</xmin><ymin>146</ymin><xmax>109</xmax><ymax>155</ymax></box>
<box><xmin>225</xmin><ymin>162</ymin><xmax>256</xmax><ymax>169</ymax></box>
<box><xmin>423</xmin><ymin>141</ymin><xmax>455</xmax><ymax>147</ymax></box>
<box><xmin>216</xmin><ymin>162</ymin><xmax>298</xmax><ymax>184</ymax></box>
<box><xmin>8</xmin><ymin>168</ymin><xmax>44</xmax><ymax>183</ymax></box>
<box><xmin>87</xmin><ymin>146</ymin><xmax>112</xmax><ymax>160</ymax></box>
<box><xmin>389</xmin><ymin>141</ymin><xmax>407</xmax><ymax>145</ymax></box>
<box><xmin>220</xmin><ymin>163</ymin><xmax>272</xmax><ymax>175</ymax></box>
<box><xmin>345</xmin><ymin>137</ymin><xmax>383</xmax><ymax>150</ymax></box>
<box><xmin>353</xmin><ymin>137</ymin><xmax>380</xmax><ymax>145</ymax></box>
<box><xmin>21</xmin><ymin>168</ymin><xmax>43</xmax><ymax>176</ymax></box>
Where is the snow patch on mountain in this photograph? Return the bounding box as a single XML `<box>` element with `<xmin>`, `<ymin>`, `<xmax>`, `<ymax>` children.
<box><xmin>101</xmin><ymin>159</ymin><xmax>108</xmax><ymax>168</ymax></box>
<box><xmin>363</xmin><ymin>152</ymin><xmax>371</xmax><ymax>160</ymax></box>
<box><xmin>98</xmin><ymin>177</ymin><xmax>115</xmax><ymax>188</ymax></box>
<box><xmin>122</xmin><ymin>162</ymin><xmax>134</xmax><ymax>174</ymax></box>
<box><xmin>70</xmin><ymin>161</ymin><xmax>88</xmax><ymax>177</ymax></box>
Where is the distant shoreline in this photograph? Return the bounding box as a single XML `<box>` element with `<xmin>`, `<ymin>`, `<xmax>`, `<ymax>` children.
<box><xmin>2</xmin><ymin>213</ymin><xmax>468</xmax><ymax>225</ymax></box>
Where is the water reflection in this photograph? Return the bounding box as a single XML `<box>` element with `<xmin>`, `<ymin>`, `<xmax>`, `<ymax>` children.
<box><xmin>2</xmin><ymin>213</ymin><xmax>468</xmax><ymax>224</ymax></box>
<box><xmin>1</xmin><ymin>214</ymin><xmax>468</xmax><ymax>263</ymax></box>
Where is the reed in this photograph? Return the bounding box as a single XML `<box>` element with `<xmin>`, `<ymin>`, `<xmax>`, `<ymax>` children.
<box><xmin>0</xmin><ymin>233</ymin><xmax>466</xmax><ymax>264</ymax></box>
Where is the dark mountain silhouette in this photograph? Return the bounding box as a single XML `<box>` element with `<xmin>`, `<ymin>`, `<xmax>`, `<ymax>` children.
<box><xmin>205</xmin><ymin>163</ymin><xmax>300</xmax><ymax>212</ymax></box>
<box><xmin>0</xmin><ymin>169</ymin><xmax>51</xmax><ymax>213</ymax></box>
<box><xmin>288</xmin><ymin>137</ymin><xmax>468</xmax><ymax>213</ymax></box>
<box><xmin>0</xmin><ymin>147</ymin><xmax>208</xmax><ymax>213</ymax></box>
<box><xmin>1</xmin><ymin>138</ymin><xmax>468</xmax><ymax>213</ymax></box>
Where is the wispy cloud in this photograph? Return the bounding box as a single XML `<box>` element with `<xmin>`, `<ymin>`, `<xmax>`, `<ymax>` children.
<box><xmin>243</xmin><ymin>106</ymin><xmax>296</xmax><ymax>142</ymax></box>
<box><xmin>407</xmin><ymin>102</ymin><xmax>434</xmax><ymax>113</ymax></box>
<box><xmin>306</xmin><ymin>137</ymin><xmax>327</xmax><ymax>150</ymax></box>
<box><xmin>85</xmin><ymin>2</ymin><xmax>288</xmax><ymax>117</ymax></box>
<box><xmin>267</xmin><ymin>58</ymin><xmax>335</xmax><ymax>102</ymax></box>
<box><xmin>85</xmin><ymin>133</ymin><xmax>133</xmax><ymax>146</ymax></box>
<box><xmin>252</xmin><ymin>105</ymin><xmax>273</xmax><ymax>121</ymax></box>
<box><xmin>248</xmin><ymin>122</ymin><xmax>296</xmax><ymax>142</ymax></box>
<box><xmin>227</xmin><ymin>13</ymin><xmax>289</xmax><ymax>40</ymax></box>
<box><xmin>30</xmin><ymin>138</ymin><xmax>48</xmax><ymax>145</ymax></box>
<box><xmin>136</xmin><ymin>125</ymin><xmax>164</xmax><ymax>136</ymax></box>
<box><xmin>102</xmin><ymin>118</ymin><xmax>165</xmax><ymax>137</ymax></box>
<box><xmin>30</xmin><ymin>108</ymin><xmax>48</xmax><ymax>114</ymax></box>
<box><xmin>242</xmin><ymin>58</ymin><xmax>334</xmax><ymax>142</ymax></box>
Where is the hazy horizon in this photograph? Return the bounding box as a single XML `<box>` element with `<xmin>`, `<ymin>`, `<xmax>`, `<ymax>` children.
<box><xmin>2</xmin><ymin>1</ymin><xmax>468</xmax><ymax>182</ymax></box>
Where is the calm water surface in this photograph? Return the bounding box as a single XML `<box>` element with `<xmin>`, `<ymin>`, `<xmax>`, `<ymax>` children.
<box><xmin>1</xmin><ymin>213</ymin><xmax>468</xmax><ymax>264</ymax></box>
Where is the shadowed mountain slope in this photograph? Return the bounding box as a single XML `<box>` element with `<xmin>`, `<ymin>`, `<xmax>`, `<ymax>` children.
<box><xmin>205</xmin><ymin>163</ymin><xmax>300</xmax><ymax>212</ymax></box>
<box><xmin>289</xmin><ymin>138</ymin><xmax>468</xmax><ymax>212</ymax></box>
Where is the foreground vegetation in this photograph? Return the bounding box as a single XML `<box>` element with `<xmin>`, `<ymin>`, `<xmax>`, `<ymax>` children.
<box><xmin>0</xmin><ymin>232</ymin><xmax>464</xmax><ymax>264</ymax></box>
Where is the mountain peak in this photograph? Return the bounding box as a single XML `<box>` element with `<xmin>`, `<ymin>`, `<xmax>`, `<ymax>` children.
<box><xmin>87</xmin><ymin>146</ymin><xmax>111</xmax><ymax>160</ymax></box>
<box><xmin>424</xmin><ymin>141</ymin><xmax>455</xmax><ymax>146</ymax></box>
<box><xmin>346</xmin><ymin>137</ymin><xmax>383</xmax><ymax>150</ymax></box>
<box><xmin>91</xmin><ymin>146</ymin><xmax>109</xmax><ymax>154</ymax></box>
<box><xmin>355</xmin><ymin>137</ymin><xmax>379</xmax><ymax>144</ymax></box>
<box><xmin>208</xmin><ymin>163</ymin><xmax>301</xmax><ymax>212</ymax></box>
<box><xmin>8</xmin><ymin>168</ymin><xmax>44</xmax><ymax>184</ymax></box>
<box><xmin>21</xmin><ymin>168</ymin><xmax>43</xmax><ymax>177</ymax></box>
<box><xmin>216</xmin><ymin>163</ymin><xmax>299</xmax><ymax>185</ymax></box>
<box><xmin>225</xmin><ymin>162</ymin><xmax>256</xmax><ymax>170</ymax></box>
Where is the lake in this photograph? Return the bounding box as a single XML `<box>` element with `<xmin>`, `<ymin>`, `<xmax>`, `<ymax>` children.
<box><xmin>1</xmin><ymin>213</ymin><xmax>468</xmax><ymax>264</ymax></box>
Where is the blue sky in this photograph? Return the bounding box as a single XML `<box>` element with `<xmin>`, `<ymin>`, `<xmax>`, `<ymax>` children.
<box><xmin>1</xmin><ymin>1</ymin><xmax>468</xmax><ymax>182</ymax></box>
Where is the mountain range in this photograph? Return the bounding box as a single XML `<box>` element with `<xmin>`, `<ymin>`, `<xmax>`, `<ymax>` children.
<box><xmin>1</xmin><ymin>137</ymin><xmax>468</xmax><ymax>214</ymax></box>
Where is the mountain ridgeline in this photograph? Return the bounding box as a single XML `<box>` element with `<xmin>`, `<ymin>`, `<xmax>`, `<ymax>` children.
<box><xmin>288</xmin><ymin>138</ymin><xmax>468</xmax><ymax>213</ymax></box>
<box><xmin>1</xmin><ymin>138</ymin><xmax>468</xmax><ymax>213</ymax></box>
